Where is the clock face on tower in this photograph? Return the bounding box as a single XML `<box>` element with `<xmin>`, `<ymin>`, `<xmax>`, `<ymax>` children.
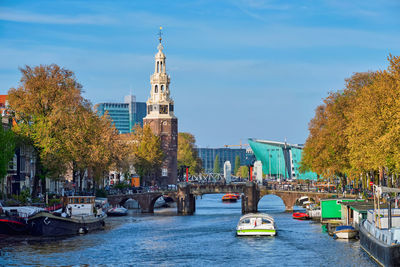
<box><xmin>160</xmin><ymin>105</ymin><xmax>168</xmax><ymax>114</ymax></box>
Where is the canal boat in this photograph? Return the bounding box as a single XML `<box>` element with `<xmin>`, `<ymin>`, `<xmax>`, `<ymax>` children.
<box><xmin>306</xmin><ymin>204</ymin><xmax>321</xmax><ymax>219</ymax></box>
<box><xmin>236</xmin><ymin>213</ymin><xmax>276</xmax><ymax>236</ymax></box>
<box><xmin>0</xmin><ymin>206</ymin><xmax>43</xmax><ymax>235</ymax></box>
<box><xmin>222</xmin><ymin>194</ymin><xmax>238</xmax><ymax>202</ymax></box>
<box><xmin>28</xmin><ymin>196</ymin><xmax>106</xmax><ymax>236</ymax></box>
<box><xmin>107</xmin><ymin>206</ymin><xmax>128</xmax><ymax>216</ymax></box>
<box><xmin>359</xmin><ymin>186</ymin><xmax>400</xmax><ymax>267</ymax></box>
<box><xmin>292</xmin><ymin>212</ymin><xmax>310</xmax><ymax>220</ymax></box>
<box><xmin>333</xmin><ymin>225</ymin><xmax>357</xmax><ymax>239</ymax></box>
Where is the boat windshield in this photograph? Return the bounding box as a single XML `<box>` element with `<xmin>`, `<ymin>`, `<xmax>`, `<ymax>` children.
<box><xmin>262</xmin><ymin>219</ymin><xmax>271</xmax><ymax>224</ymax></box>
<box><xmin>241</xmin><ymin>219</ymin><xmax>251</xmax><ymax>224</ymax></box>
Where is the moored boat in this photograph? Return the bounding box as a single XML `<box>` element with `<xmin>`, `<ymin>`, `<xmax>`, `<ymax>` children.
<box><xmin>333</xmin><ymin>225</ymin><xmax>357</xmax><ymax>239</ymax></box>
<box><xmin>306</xmin><ymin>204</ymin><xmax>321</xmax><ymax>220</ymax></box>
<box><xmin>222</xmin><ymin>194</ymin><xmax>238</xmax><ymax>202</ymax></box>
<box><xmin>0</xmin><ymin>205</ymin><xmax>44</xmax><ymax>235</ymax></box>
<box><xmin>28</xmin><ymin>196</ymin><xmax>106</xmax><ymax>236</ymax></box>
<box><xmin>359</xmin><ymin>186</ymin><xmax>400</xmax><ymax>266</ymax></box>
<box><xmin>236</xmin><ymin>213</ymin><xmax>277</xmax><ymax>236</ymax></box>
<box><xmin>107</xmin><ymin>206</ymin><xmax>128</xmax><ymax>216</ymax></box>
<box><xmin>292</xmin><ymin>212</ymin><xmax>310</xmax><ymax>220</ymax></box>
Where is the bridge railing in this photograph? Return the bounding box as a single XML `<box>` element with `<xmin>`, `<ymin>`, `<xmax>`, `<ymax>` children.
<box><xmin>106</xmin><ymin>185</ymin><xmax>177</xmax><ymax>196</ymax></box>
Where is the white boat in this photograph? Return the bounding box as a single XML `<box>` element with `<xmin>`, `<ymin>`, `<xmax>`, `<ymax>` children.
<box><xmin>333</xmin><ymin>225</ymin><xmax>358</xmax><ymax>239</ymax></box>
<box><xmin>107</xmin><ymin>206</ymin><xmax>128</xmax><ymax>216</ymax></box>
<box><xmin>306</xmin><ymin>204</ymin><xmax>321</xmax><ymax>219</ymax></box>
<box><xmin>236</xmin><ymin>213</ymin><xmax>277</xmax><ymax>236</ymax></box>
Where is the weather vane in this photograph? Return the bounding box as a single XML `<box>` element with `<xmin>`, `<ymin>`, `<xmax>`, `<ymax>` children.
<box><xmin>158</xmin><ymin>26</ymin><xmax>163</xmax><ymax>43</ymax></box>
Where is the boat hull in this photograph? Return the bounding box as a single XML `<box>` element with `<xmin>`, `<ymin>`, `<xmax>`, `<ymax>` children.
<box><xmin>334</xmin><ymin>229</ymin><xmax>357</xmax><ymax>239</ymax></box>
<box><xmin>359</xmin><ymin>220</ymin><xmax>400</xmax><ymax>267</ymax></box>
<box><xmin>28</xmin><ymin>212</ymin><xmax>106</xmax><ymax>236</ymax></box>
<box><xmin>0</xmin><ymin>218</ymin><xmax>29</xmax><ymax>235</ymax></box>
<box><xmin>236</xmin><ymin>229</ymin><xmax>276</xmax><ymax>236</ymax></box>
<box><xmin>293</xmin><ymin>212</ymin><xmax>310</xmax><ymax>220</ymax></box>
<box><xmin>107</xmin><ymin>209</ymin><xmax>128</xmax><ymax>216</ymax></box>
<box><xmin>222</xmin><ymin>198</ymin><xmax>237</xmax><ymax>202</ymax></box>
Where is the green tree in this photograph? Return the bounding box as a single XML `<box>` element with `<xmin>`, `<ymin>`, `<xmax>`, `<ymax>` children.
<box><xmin>213</xmin><ymin>154</ymin><xmax>220</xmax><ymax>174</ymax></box>
<box><xmin>177</xmin><ymin>132</ymin><xmax>202</xmax><ymax>175</ymax></box>
<box><xmin>131</xmin><ymin>124</ymin><xmax>164</xmax><ymax>186</ymax></box>
<box><xmin>234</xmin><ymin>155</ymin><xmax>240</xmax><ymax>175</ymax></box>
<box><xmin>239</xmin><ymin>165</ymin><xmax>249</xmax><ymax>178</ymax></box>
<box><xmin>0</xmin><ymin>127</ymin><xmax>15</xmax><ymax>182</ymax></box>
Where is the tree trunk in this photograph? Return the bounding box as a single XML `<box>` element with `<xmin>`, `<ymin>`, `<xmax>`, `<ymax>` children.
<box><xmin>79</xmin><ymin>169</ymin><xmax>85</xmax><ymax>194</ymax></box>
<box><xmin>31</xmin><ymin>156</ymin><xmax>43</xmax><ymax>197</ymax></box>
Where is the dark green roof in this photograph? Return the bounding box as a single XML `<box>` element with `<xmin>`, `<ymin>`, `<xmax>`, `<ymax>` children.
<box><xmin>339</xmin><ymin>200</ymin><xmax>388</xmax><ymax>213</ymax></box>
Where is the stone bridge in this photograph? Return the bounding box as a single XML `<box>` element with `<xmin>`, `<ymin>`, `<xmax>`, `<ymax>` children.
<box><xmin>107</xmin><ymin>182</ymin><xmax>357</xmax><ymax>215</ymax></box>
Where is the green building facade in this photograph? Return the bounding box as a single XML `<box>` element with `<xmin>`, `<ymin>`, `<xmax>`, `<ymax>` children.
<box><xmin>248</xmin><ymin>138</ymin><xmax>317</xmax><ymax>180</ymax></box>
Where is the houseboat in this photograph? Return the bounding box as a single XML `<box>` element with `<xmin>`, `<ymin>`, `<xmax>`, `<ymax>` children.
<box><xmin>0</xmin><ymin>205</ymin><xmax>43</xmax><ymax>235</ymax></box>
<box><xmin>359</xmin><ymin>186</ymin><xmax>400</xmax><ymax>266</ymax></box>
<box><xmin>236</xmin><ymin>213</ymin><xmax>276</xmax><ymax>236</ymax></box>
<box><xmin>29</xmin><ymin>196</ymin><xmax>106</xmax><ymax>236</ymax></box>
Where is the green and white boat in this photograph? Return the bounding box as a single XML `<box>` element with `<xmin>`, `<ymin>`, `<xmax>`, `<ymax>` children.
<box><xmin>236</xmin><ymin>213</ymin><xmax>277</xmax><ymax>236</ymax></box>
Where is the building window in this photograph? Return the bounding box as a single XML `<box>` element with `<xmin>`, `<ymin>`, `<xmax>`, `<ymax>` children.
<box><xmin>155</xmin><ymin>85</ymin><xmax>158</xmax><ymax>93</ymax></box>
<box><xmin>161</xmin><ymin>85</ymin><xmax>164</xmax><ymax>91</ymax></box>
<box><xmin>162</xmin><ymin>168</ymin><xmax>168</xmax><ymax>177</ymax></box>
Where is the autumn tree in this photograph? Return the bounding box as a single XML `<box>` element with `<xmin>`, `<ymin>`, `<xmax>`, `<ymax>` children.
<box><xmin>346</xmin><ymin>55</ymin><xmax>400</xmax><ymax>186</ymax></box>
<box><xmin>62</xmin><ymin>105</ymin><xmax>120</xmax><ymax>192</ymax></box>
<box><xmin>177</xmin><ymin>132</ymin><xmax>202</xmax><ymax>175</ymax></box>
<box><xmin>130</xmin><ymin>124</ymin><xmax>164</xmax><ymax>186</ymax></box>
<box><xmin>8</xmin><ymin>64</ymin><xmax>84</xmax><ymax>196</ymax></box>
<box><xmin>301</xmin><ymin>55</ymin><xmax>400</xmax><ymax>189</ymax></box>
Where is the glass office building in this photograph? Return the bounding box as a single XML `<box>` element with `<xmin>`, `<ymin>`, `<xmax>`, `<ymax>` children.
<box><xmin>196</xmin><ymin>148</ymin><xmax>254</xmax><ymax>174</ymax></box>
<box><xmin>248</xmin><ymin>138</ymin><xmax>317</xmax><ymax>180</ymax></box>
<box><xmin>95</xmin><ymin>95</ymin><xmax>146</xmax><ymax>134</ymax></box>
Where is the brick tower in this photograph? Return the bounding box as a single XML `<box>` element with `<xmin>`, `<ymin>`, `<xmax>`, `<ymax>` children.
<box><xmin>143</xmin><ymin>28</ymin><xmax>178</xmax><ymax>186</ymax></box>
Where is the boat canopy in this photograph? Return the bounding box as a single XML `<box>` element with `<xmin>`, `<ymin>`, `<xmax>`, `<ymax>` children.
<box><xmin>374</xmin><ymin>186</ymin><xmax>400</xmax><ymax>198</ymax></box>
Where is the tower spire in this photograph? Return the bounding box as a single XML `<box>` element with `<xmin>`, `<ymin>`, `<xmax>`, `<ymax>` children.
<box><xmin>158</xmin><ymin>26</ymin><xmax>163</xmax><ymax>44</ymax></box>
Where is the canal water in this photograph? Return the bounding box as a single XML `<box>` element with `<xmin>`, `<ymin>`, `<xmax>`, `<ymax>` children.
<box><xmin>0</xmin><ymin>194</ymin><xmax>377</xmax><ymax>266</ymax></box>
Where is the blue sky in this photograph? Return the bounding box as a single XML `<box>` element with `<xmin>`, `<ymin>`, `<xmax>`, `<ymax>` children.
<box><xmin>1</xmin><ymin>0</ymin><xmax>399</xmax><ymax>147</ymax></box>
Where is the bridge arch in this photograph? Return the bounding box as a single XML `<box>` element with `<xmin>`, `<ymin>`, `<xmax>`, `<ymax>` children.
<box><xmin>257</xmin><ymin>194</ymin><xmax>286</xmax><ymax>213</ymax></box>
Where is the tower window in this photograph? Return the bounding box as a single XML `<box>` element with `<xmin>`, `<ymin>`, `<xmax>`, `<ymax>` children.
<box><xmin>155</xmin><ymin>85</ymin><xmax>158</xmax><ymax>93</ymax></box>
<box><xmin>157</xmin><ymin>62</ymin><xmax>159</xmax><ymax>73</ymax></box>
<box><xmin>161</xmin><ymin>85</ymin><xmax>164</xmax><ymax>91</ymax></box>
<box><xmin>160</xmin><ymin>62</ymin><xmax>163</xmax><ymax>72</ymax></box>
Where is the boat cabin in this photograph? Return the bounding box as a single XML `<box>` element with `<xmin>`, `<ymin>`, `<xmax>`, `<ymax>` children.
<box><xmin>320</xmin><ymin>199</ymin><xmax>364</xmax><ymax>222</ymax></box>
<box><xmin>339</xmin><ymin>201</ymin><xmax>383</xmax><ymax>229</ymax></box>
<box><xmin>61</xmin><ymin>196</ymin><xmax>95</xmax><ymax>216</ymax></box>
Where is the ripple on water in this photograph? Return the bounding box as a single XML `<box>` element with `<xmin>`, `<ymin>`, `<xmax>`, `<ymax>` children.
<box><xmin>0</xmin><ymin>194</ymin><xmax>377</xmax><ymax>266</ymax></box>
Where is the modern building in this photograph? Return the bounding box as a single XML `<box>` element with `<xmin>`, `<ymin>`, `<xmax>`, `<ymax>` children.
<box><xmin>248</xmin><ymin>138</ymin><xmax>318</xmax><ymax>180</ymax></box>
<box><xmin>196</xmin><ymin>148</ymin><xmax>254</xmax><ymax>174</ymax></box>
<box><xmin>143</xmin><ymin>30</ymin><xmax>178</xmax><ymax>186</ymax></box>
<box><xmin>95</xmin><ymin>95</ymin><xmax>146</xmax><ymax>134</ymax></box>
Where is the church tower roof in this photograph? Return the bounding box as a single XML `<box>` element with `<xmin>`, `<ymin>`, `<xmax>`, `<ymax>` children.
<box><xmin>144</xmin><ymin>27</ymin><xmax>175</xmax><ymax>119</ymax></box>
